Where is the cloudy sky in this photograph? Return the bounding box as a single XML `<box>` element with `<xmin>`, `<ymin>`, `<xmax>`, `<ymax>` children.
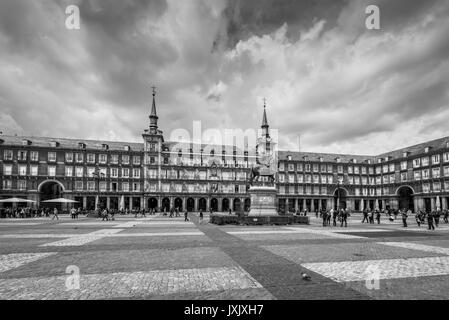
<box><xmin>1</xmin><ymin>0</ymin><xmax>449</xmax><ymax>155</ymax></box>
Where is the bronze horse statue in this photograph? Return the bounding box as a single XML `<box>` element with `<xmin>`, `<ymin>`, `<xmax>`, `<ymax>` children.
<box><xmin>249</xmin><ymin>165</ymin><xmax>275</xmax><ymax>185</ymax></box>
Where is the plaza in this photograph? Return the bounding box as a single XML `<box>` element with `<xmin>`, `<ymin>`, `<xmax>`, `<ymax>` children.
<box><xmin>1</xmin><ymin>213</ymin><xmax>449</xmax><ymax>300</ymax></box>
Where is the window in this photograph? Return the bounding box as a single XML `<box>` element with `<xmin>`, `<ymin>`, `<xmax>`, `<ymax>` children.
<box><xmin>133</xmin><ymin>169</ymin><xmax>140</xmax><ymax>178</ymax></box>
<box><xmin>87</xmin><ymin>154</ymin><xmax>95</xmax><ymax>163</ymax></box>
<box><xmin>18</xmin><ymin>180</ymin><xmax>26</xmax><ymax>190</ymax></box>
<box><xmin>120</xmin><ymin>155</ymin><xmax>129</xmax><ymax>165</ymax></box>
<box><xmin>432</xmin><ymin>154</ymin><xmax>440</xmax><ymax>165</ymax></box>
<box><xmin>361</xmin><ymin>167</ymin><xmax>366</xmax><ymax>174</ymax></box>
<box><xmin>327</xmin><ymin>165</ymin><xmax>332</xmax><ymax>173</ymax></box>
<box><xmin>133</xmin><ymin>183</ymin><xmax>140</xmax><ymax>192</ymax></box>
<box><xmin>444</xmin><ymin>152</ymin><xmax>449</xmax><ymax>163</ymax></box>
<box><xmin>382</xmin><ymin>165</ymin><xmax>388</xmax><ymax>173</ymax></box>
<box><xmin>445</xmin><ymin>181</ymin><xmax>449</xmax><ymax>191</ymax></box>
<box><xmin>444</xmin><ymin>166</ymin><xmax>449</xmax><ymax>177</ymax></box>
<box><xmin>3</xmin><ymin>164</ymin><xmax>12</xmax><ymax>175</ymax></box>
<box><xmin>433</xmin><ymin>181</ymin><xmax>441</xmax><ymax>192</ymax></box>
<box><xmin>368</xmin><ymin>167</ymin><xmax>374</xmax><ymax>175</ymax></box>
<box><xmin>111</xmin><ymin>168</ymin><xmax>119</xmax><ymax>178</ymax></box>
<box><xmin>375</xmin><ymin>166</ymin><xmax>381</xmax><ymax>174</ymax></box>
<box><xmin>288</xmin><ymin>174</ymin><xmax>295</xmax><ymax>183</ymax></box>
<box><xmin>389</xmin><ymin>174</ymin><xmax>395</xmax><ymax>183</ymax></box>
<box><xmin>19</xmin><ymin>165</ymin><xmax>27</xmax><ymax>176</ymax></box>
<box><xmin>99</xmin><ymin>168</ymin><xmax>107</xmax><ymax>177</ymax></box>
<box><xmin>413</xmin><ymin>158</ymin><xmax>420</xmax><ymax>168</ymax></box>
<box><xmin>313</xmin><ymin>175</ymin><xmax>319</xmax><ymax>184</ymax></box>
<box><xmin>305</xmin><ymin>174</ymin><xmax>311</xmax><ymax>183</ymax></box>
<box><xmin>18</xmin><ymin>150</ymin><xmax>27</xmax><ymax>161</ymax></box>
<box><xmin>99</xmin><ymin>182</ymin><xmax>107</xmax><ymax>192</ymax></box>
<box><xmin>65</xmin><ymin>153</ymin><xmax>73</xmax><ymax>162</ymax></box>
<box><xmin>3</xmin><ymin>180</ymin><xmax>12</xmax><ymax>190</ymax></box>
<box><xmin>48</xmin><ymin>166</ymin><xmax>56</xmax><ymax>177</ymax></box>
<box><xmin>75</xmin><ymin>167</ymin><xmax>84</xmax><ymax>177</ymax></box>
<box><xmin>30</xmin><ymin>151</ymin><xmax>39</xmax><ymax>161</ymax></box>
<box><xmin>421</xmin><ymin>157</ymin><xmax>429</xmax><ymax>166</ymax></box>
<box><xmin>278</xmin><ymin>174</ymin><xmax>285</xmax><ymax>183</ymax></box>
<box><xmin>422</xmin><ymin>169</ymin><xmax>429</xmax><ymax>179</ymax></box>
<box><xmin>288</xmin><ymin>163</ymin><xmax>294</xmax><ymax>171</ymax></box>
<box><xmin>279</xmin><ymin>162</ymin><xmax>285</xmax><ymax>171</ymax></box>
<box><xmin>76</xmin><ymin>153</ymin><xmax>84</xmax><ymax>163</ymax></box>
<box><xmin>87</xmin><ymin>167</ymin><xmax>95</xmax><ymax>177</ymax></box>
<box><xmin>313</xmin><ymin>164</ymin><xmax>319</xmax><ymax>172</ymax></box>
<box><xmin>110</xmin><ymin>154</ymin><xmax>119</xmax><ymax>164</ymax></box>
<box><xmin>48</xmin><ymin>152</ymin><xmax>56</xmax><ymax>162</ymax></box>
<box><xmin>389</xmin><ymin>164</ymin><xmax>395</xmax><ymax>172</ymax></box>
<box><xmin>401</xmin><ymin>161</ymin><xmax>407</xmax><ymax>170</ymax></box>
<box><xmin>401</xmin><ymin>173</ymin><xmax>407</xmax><ymax>182</ymax></box>
<box><xmin>348</xmin><ymin>166</ymin><xmax>353</xmax><ymax>174</ymax></box>
<box><xmin>87</xmin><ymin>181</ymin><xmax>95</xmax><ymax>191</ymax></box>
<box><xmin>122</xmin><ymin>182</ymin><xmax>129</xmax><ymax>192</ymax></box>
<box><xmin>297</xmin><ymin>174</ymin><xmax>303</xmax><ymax>183</ymax></box>
<box><xmin>422</xmin><ymin>183</ymin><xmax>430</xmax><ymax>193</ymax></box>
<box><xmin>75</xmin><ymin>181</ymin><xmax>83</xmax><ymax>191</ymax></box>
<box><xmin>65</xmin><ymin>167</ymin><xmax>72</xmax><ymax>177</ymax></box>
<box><xmin>133</xmin><ymin>156</ymin><xmax>141</xmax><ymax>165</ymax></box>
<box><xmin>337</xmin><ymin>166</ymin><xmax>343</xmax><ymax>174</ymax></box>
<box><xmin>432</xmin><ymin>168</ymin><xmax>440</xmax><ymax>178</ymax></box>
<box><xmin>122</xmin><ymin>168</ymin><xmax>130</xmax><ymax>178</ymax></box>
<box><xmin>30</xmin><ymin>166</ymin><xmax>38</xmax><ymax>176</ymax></box>
<box><xmin>305</xmin><ymin>164</ymin><xmax>311</xmax><ymax>172</ymax></box>
<box><xmin>150</xmin><ymin>157</ymin><xmax>155</xmax><ymax>164</ymax></box>
<box><xmin>354</xmin><ymin>166</ymin><xmax>359</xmax><ymax>174</ymax></box>
<box><xmin>414</xmin><ymin>171</ymin><xmax>421</xmax><ymax>181</ymax></box>
<box><xmin>4</xmin><ymin>150</ymin><xmax>13</xmax><ymax>160</ymax></box>
<box><xmin>99</xmin><ymin>154</ymin><xmax>107</xmax><ymax>164</ymax></box>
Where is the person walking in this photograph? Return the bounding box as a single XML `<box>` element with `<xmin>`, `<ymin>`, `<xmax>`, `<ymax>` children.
<box><xmin>322</xmin><ymin>210</ymin><xmax>328</xmax><ymax>227</ymax></box>
<box><xmin>415</xmin><ymin>211</ymin><xmax>421</xmax><ymax>227</ymax></box>
<box><xmin>402</xmin><ymin>210</ymin><xmax>408</xmax><ymax>227</ymax></box>
<box><xmin>315</xmin><ymin>209</ymin><xmax>319</xmax><ymax>219</ymax></box>
<box><xmin>184</xmin><ymin>210</ymin><xmax>189</xmax><ymax>222</ymax></box>
<box><xmin>331</xmin><ymin>209</ymin><xmax>337</xmax><ymax>227</ymax></box>
<box><xmin>427</xmin><ymin>211</ymin><xmax>435</xmax><ymax>230</ymax></box>
<box><xmin>376</xmin><ymin>210</ymin><xmax>381</xmax><ymax>224</ymax></box>
<box><xmin>369</xmin><ymin>210</ymin><xmax>374</xmax><ymax>224</ymax></box>
<box><xmin>199</xmin><ymin>211</ymin><xmax>204</xmax><ymax>224</ymax></box>
<box><xmin>444</xmin><ymin>209</ymin><xmax>449</xmax><ymax>223</ymax></box>
<box><xmin>362</xmin><ymin>209</ymin><xmax>369</xmax><ymax>223</ymax></box>
<box><xmin>70</xmin><ymin>207</ymin><xmax>76</xmax><ymax>219</ymax></box>
<box><xmin>102</xmin><ymin>208</ymin><xmax>109</xmax><ymax>221</ymax></box>
<box><xmin>51</xmin><ymin>207</ymin><xmax>59</xmax><ymax>220</ymax></box>
<box><xmin>340</xmin><ymin>209</ymin><xmax>348</xmax><ymax>228</ymax></box>
<box><xmin>434</xmin><ymin>209</ymin><xmax>441</xmax><ymax>227</ymax></box>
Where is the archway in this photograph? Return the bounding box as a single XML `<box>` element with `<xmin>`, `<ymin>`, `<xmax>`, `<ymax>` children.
<box><xmin>244</xmin><ymin>198</ymin><xmax>251</xmax><ymax>212</ymax></box>
<box><xmin>210</xmin><ymin>198</ymin><xmax>218</xmax><ymax>212</ymax></box>
<box><xmin>187</xmin><ymin>198</ymin><xmax>195</xmax><ymax>212</ymax></box>
<box><xmin>174</xmin><ymin>198</ymin><xmax>183</xmax><ymax>211</ymax></box>
<box><xmin>333</xmin><ymin>188</ymin><xmax>347</xmax><ymax>210</ymax></box>
<box><xmin>198</xmin><ymin>198</ymin><xmax>207</xmax><ymax>211</ymax></box>
<box><xmin>39</xmin><ymin>180</ymin><xmax>64</xmax><ymax>209</ymax></box>
<box><xmin>222</xmin><ymin>198</ymin><xmax>230</xmax><ymax>212</ymax></box>
<box><xmin>397</xmin><ymin>186</ymin><xmax>414</xmax><ymax>212</ymax></box>
<box><xmin>148</xmin><ymin>197</ymin><xmax>158</xmax><ymax>210</ymax></box>
<box><xmin>233</xmin><ymin>198</ymin><xmax>241</xmax><ymax>212</ymax></box>
<box><xmin>162</xmin><ymin>198</ymin><xmax>170</xmax><ymax>212</ymax></box>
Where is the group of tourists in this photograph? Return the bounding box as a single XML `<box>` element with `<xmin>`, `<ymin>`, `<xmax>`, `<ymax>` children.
<box><xmin>0</xmin><ymin>207</ymin><xmax>63</xmax><ymax>219</ymax></box>
<box><xmin>319</xmin><ymin>208</ymin><xmax>351</xmax><ymax>227</ymax></box>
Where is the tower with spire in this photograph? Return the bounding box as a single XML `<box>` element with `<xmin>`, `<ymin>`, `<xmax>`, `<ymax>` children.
<box><xmin>149</xmin><ymin>86</ymin><xmax>159</xmax><ymax>134</ymax></box>
<box><xmin>261</xmin><ymin>98</ymin><xmax>270</xmax><ymax>139</ymax></box>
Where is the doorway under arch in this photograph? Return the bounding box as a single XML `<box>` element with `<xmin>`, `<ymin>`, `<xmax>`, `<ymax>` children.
<box><xmin>198</xmin><ymin>198</ymin><xmax>207</xmax><ymax>211</ymax></box>
<box><xmin>174</xmin><ymin>198</ymin><xmax>183</xmax><ymax>211</ymax></box>
<box><xmin>148</xmin><ymin>197</ymin><xmax>158</xmax><ymax>210</ymax></box>
<box><xmin>162</xmin><ymin>198</ymin><xmax>170</xmax><ymax>212</ymax></box>
<box><xmin>222</xmin><ymin>198</ymin><xmax>230</xmax><ymax>212</ymax></box>
<box><xmin>187</xmin><ymin>198</ymin><xmax>195</xmax><ymax>212</ymax></box>
<box><xmin>397</xmin><ymin>186</ymin><xmax>414</xmax><ymax>211</ymax></box>
<box><xmin>333</xmin><ymin>188</ymin><xmax>347</xmax><ymax>210</ymax></box>
<box><xmin>210</xmin><ymin>198</ymin><xmax>218</xmax><ymax>212</ymax></box>
<box><xmin>39</xmin><ymin>180</ymin><xmax>64</xmax><ymax>209</ymax></box>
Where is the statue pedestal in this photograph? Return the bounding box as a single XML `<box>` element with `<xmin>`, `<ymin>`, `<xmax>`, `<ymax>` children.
<box><xmin>247</xmin><ymin>186</ymin><xmax>278</xmax><ymax>216</ymax></box>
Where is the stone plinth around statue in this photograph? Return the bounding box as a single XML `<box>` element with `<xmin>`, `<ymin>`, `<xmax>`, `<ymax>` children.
<box><xmin>247</xmin><ymin>185</ymin><xmax>278</xmax><ymax>216</ymax></box>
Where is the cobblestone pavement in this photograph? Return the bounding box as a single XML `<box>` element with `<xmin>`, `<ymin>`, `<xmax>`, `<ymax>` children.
<box><xmin>1</xmin><ymin>214</ymin><xmax>449</xmax><ymax>299</ymax></box>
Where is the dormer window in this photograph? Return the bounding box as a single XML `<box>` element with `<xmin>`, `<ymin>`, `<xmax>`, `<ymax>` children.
<box><xmin>424</xmin><ymin>147</ymin><xmax>431</xmax><ymax>153</ymax></box>
<box><xmin>319</xmin><ymin>157</ymin><xmax>323</xmax><ymax>162</ymax></box>
<box><xmin>403</xmin><ymin>152</ymin><xmax>409</xmax><ymax>158</ymax></box>
<box><xmin>287</xmin><ymin>155</ymin><xmax>292</xmax><ymax>161</ymax></box>
<box><xmin>22</xmin><ymin>139</ymin><xmax>31</xmax><ymax>146</ymax></box>
<box><xmin>446</xmin><ymin>141</ymin><xmax>449</xmax><ymax>148</ymax></box>
<box><xmin>78</xmin><ymin>142</ymin><xmax>86</xmax><ymax>149</ymax></box>
<box><xmin>335</xmin><ymin>157</ymin><xmax>341</xmax><ymax>163</ymax></box>
<box><xmin>377</xmin><ymin>158</ymin><xmax>382</xmax><ymax>164</ymax></box>
<box><xmin>123</xmin><ymin>145</ymin><xmax>130</xmax><ymax>151</ymax></box>
<box><xmin>303</xmin><ymin>156</ymin><xmax>309</xmax><ymax>161</ymax></box>
<box><xmin>366</xmin><ymin>159</ymin><xmax>371</xmax><ymax>164</ymax></box>
<box><xmin>50</xmin><ymin>141</ymin><xmax>59</xmax><ymax>148</ymax></box>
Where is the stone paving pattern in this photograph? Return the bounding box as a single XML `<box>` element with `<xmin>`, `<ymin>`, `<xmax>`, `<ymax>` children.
<box><xmin>1</xmin><ymin>214</ymin><xmax>449</xmax><ymax>299</ymax></box>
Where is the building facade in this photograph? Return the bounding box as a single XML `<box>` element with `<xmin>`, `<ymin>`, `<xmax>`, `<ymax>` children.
<box><xmin>1</xmin><ymin>92</ymin><xmax>449</xmax><ymax>213</ymax></box>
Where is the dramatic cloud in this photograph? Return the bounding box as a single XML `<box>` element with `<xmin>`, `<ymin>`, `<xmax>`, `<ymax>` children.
<box><xmin>0</xmin><ymin>0</ymin><xmax>448</xmax><ymax>155</ymax></box>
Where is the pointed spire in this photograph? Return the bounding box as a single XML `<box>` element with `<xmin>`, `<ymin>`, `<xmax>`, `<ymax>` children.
<box><xmin>262</xmin><ymin>98</ymin><xmax>268</xmax><ymax>128</ymax></box>
<box><xmin>149</xmin><ymin>85</ymin><xmax>158</xmax><ymax>132</ymax></box>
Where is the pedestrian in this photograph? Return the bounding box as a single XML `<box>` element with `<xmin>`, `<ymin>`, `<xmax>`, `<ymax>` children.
<box><xmin>76</xmin><ymin>207</ymin><xmax>81</xmax><ymax>219</ymax></box>
<box><xmin>315</xmin><ymin>209</ymin><xmax>319</xmax><ymax>219</ymax></box>
<box><xmin>229</xmin><ymin>208</ymin><xmax>232</xmax><ymax>215</ymax></box>
<box><xmin>340</xmin><ymin>209</ymin><xmax>348</xmax><ymax>227</ymax></box>
<box><xmin>184</xmin><ymin>211</ymin><xmax>189</xmax><ymax>222</ymax></box>
<box><xmin>369</xmin><ymin>210</ymin><xmax>374</xmax><ymax>224</ymax></box>
<box><xmin>362</xmin><ymin>209</ymin><xmax>369</xmax><ymax>223</ymax></box>
<box><xmin>415</xmin><ymin>211</ymin><xmax>421</xmax><ymax>227</ymax></box>
<box><xmin>376</xmin><ymin>210</ymin><xmax>381</xmax><ymax>224</ymax></box>
<box><xmin>52</xmin><ymin>207</ymin><xmax>59</xmax><ymax>220</ymax></box>
<box><xmin>434</xmin><ymin>209</ymin><xmax>441</xmax><ymax>227</ymax></box>
<box><xmin>169</xmin><ymin>207</ymin><xmax>174</xmax><ymax>218</ymax></box>
<box><xmin>444</xmin><ymin>209</ymin><xmax>449</xmax><ymax>223</ymax></box>
<box><xmin>322</xmin><ymin>210</ymin><xmax>328</xmax><ymax>227</ymax></box>
<box><xmin>402</xmin><ymin>210</ymin><xmax>408</xmax><ymax>227</ymax></box>
<box><xmin>199</xmin><ymin>211</ymin><xmax>204</xmax><ymax>224</ymax></box>
<box><xmin>332</xmin><ymin>209</ymin><xmax>337</xmax><ymax>227</ymax></box>
<box><xmin>304</xmin><ymin>209</ymin><xmax>308</xmax><ymax>217</ymax></box>
<box><xmin>102</xmin><ymin>209</ymin><xmax>109</xmax><ymax>221</ymax></box>
<box><xmin>427</xmin><ymin>211</ymin><xmax>435</xmax><ymax>230</ymax></box>
<box><xmin>142</xmin><ymin>209</ymin><xmax>147</xmax><ymax>218</ymax></box>
<box><xmin>70</xmin><ymin>207</ymin><xmax>76</xmax><ymax>219</ymax></box>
